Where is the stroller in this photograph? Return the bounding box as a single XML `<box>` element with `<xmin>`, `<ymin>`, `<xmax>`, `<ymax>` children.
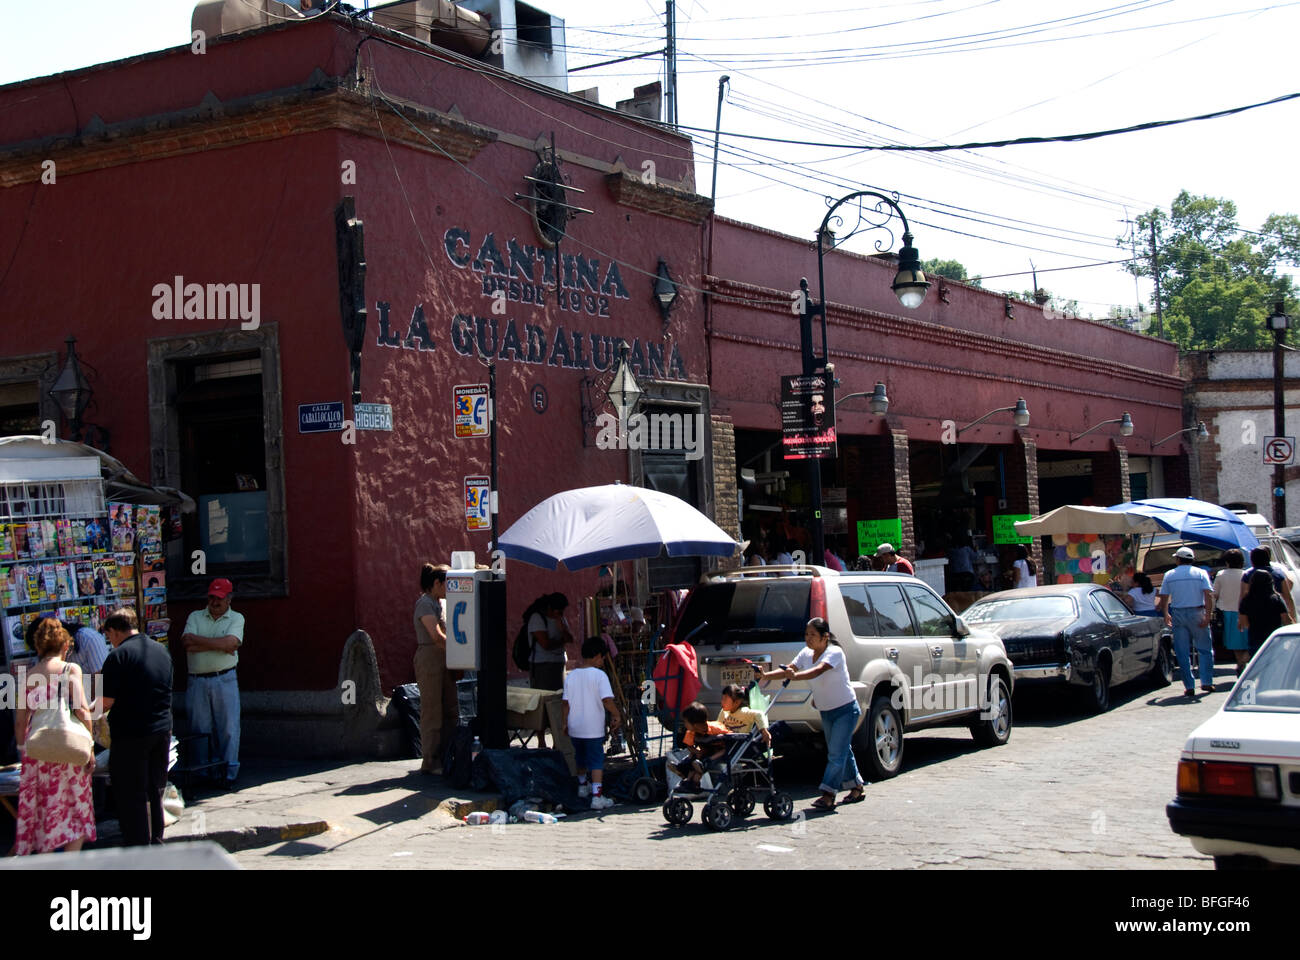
<box><xmin>661</xmin><ymin>681</ymin><xmax>794</xmax><ymax>831</ymax></box>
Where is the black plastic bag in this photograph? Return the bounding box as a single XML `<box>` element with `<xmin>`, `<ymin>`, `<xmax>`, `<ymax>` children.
<box><xmin>390</xmin><ymin>683</ymin><xmax>422</xmax><ymax>759</ymax></box>
<box><xmin>443</xmin><ymin>724</ymin><xmax>477</xmax><ymax>788</ymax></box>
<box><xmin>471</xmin><ymin>748</ymin><xmax>587</xmax><ymax>810</ymax></box>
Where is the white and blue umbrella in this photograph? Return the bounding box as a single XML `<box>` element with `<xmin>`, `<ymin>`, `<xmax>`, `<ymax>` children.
<box><xmin>497</xmin><ymin>483</ymin><xmax>739</xmax><ymax>571</ymax></box>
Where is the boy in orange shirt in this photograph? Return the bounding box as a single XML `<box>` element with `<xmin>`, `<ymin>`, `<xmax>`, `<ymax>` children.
<box><xmin>674</xmin><ymin>701</ymin><xmax>728</xmax><ymax>791</ymax></box>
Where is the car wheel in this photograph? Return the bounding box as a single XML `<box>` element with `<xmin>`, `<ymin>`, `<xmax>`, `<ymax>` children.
<box><xmin>1085</xmin><ymin>660</ymin><xmax>1111</xmax><ymax>713</ymax></box>
<box><xmin>970</xmin><ymin>673</ymin><xmax>1012</xmax><ymax>747</ymax></box>
<box><xmin>729</xmin><ymin>788</ymin><xmax>755</xmax><ymax>818</ymax></box>
<box><xmin>1149</xmin><ymin>640</ymin><xmax>1173</xmax><ymax>688</ymax></box>
<box><xmin>763</xmin><ymin>792</ymin><xmax>794</xmax><ymax>821</ymax></box>
<box><xmin>663</xmin><ymin>797</ymin><xmax>692</xmax><ymax>826</ymax></box>
<box><xmin>854</xmin><ymin>695</ymin><xmax>904</xmax><ymax>780</ymax></box>
<box><xmin>702</xmin><ymin>800</ymin><xmax>733</xmax><ymax>831</ymax></box>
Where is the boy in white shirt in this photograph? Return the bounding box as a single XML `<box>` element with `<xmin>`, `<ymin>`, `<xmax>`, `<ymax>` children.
<box><xmin>562</xmin><ymin>636</ymin><xmax>622</xmax><ymax>810</ymax></box>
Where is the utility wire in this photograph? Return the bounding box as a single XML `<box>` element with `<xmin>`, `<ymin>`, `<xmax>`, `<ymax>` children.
<box><xmin>673</xmin><ymin>91</ymin><xmax>1300</xmax><ymax>152</ymax></box>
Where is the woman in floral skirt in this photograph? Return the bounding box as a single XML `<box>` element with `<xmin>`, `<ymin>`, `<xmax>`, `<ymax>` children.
<box><xmin>13</xmin><ymin>617</ymin><xmax>97</xmax><ymax>855</ymax></box>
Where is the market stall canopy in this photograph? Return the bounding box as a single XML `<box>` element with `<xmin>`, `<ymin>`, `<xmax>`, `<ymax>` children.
<box><xmin>0</xmin><ymin>436</ymin><xmax>194</xmax><ymax>511</ymax></box>
<box><xmin>1013</xmin><ymin>504</ymin><xmax>1161</xmax><ymax>538</ymax></box>
<box><xmin>1015</xmin><ymin>497</ymin><xmax>1258</xmax><ymax>552</ymax></box>
<box><xmin>497</xmin><ymin>483</ymin><xmax>739</xmax><ymax>571</ymax></box>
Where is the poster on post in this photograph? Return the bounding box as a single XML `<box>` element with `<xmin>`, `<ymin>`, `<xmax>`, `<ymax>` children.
<box><xmin>857</xmin><ymin>518</ymin><xmax>903</xmax><ymax>556</ymax></box>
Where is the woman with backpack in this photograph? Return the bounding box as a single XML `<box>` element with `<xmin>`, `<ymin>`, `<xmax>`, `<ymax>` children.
<box><xmin>1239</xmin><ymin>568</ymin><xmax>1291</xmax><ymax>658</ymax></box>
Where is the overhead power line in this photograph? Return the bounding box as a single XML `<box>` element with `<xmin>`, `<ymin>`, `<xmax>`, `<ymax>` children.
<box><xmin>675</xmin><ymin>91</ymin><xmax>1300</xmax><ymax>152</ymax></box>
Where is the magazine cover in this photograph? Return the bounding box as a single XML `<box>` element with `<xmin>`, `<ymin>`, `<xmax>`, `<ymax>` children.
<box><xmin>5</xmin><ymin>614</ymin><xmax>28</xmax><ymax>659</ymax></box>
<box><xmin>39</xmin><ymin>519</ymin><xmax>58</xmax><ymax>557</ymax></box>
<box><xmin>110</xmin><ymin>502</ymin><xmax>135</xmax><ymax>552</ymax></box>
<box><xmin>0</xmin><ymin>524</ymin><xmax>13</xmax><ymax>561</ymax></box>
<box><xmin>140</xmin><ymin>551</ymin><xmax>164</xmax><ymax>573</ymax></box>
<box><xmin>41</xmin><ymin>563</ymin><xmax>58</xmax><ymax>601</ymax></box>
<box><xmin>114</xmin><ymin>551</ymin><xmax>137</xmax><ymax>597</ymax></box>
<box><xmin>0</xmin><ymin>566</ymin><xmax>14</xmax><ymax>607</ymax></box>
<box><xmin>136</xmin><ymin>505</ymin><xmax>162</xmax><ymax>551</ymax></box>
<box><xmin>25</xmin><ymin>522</ymin><xmax>43</xmax><ymax>559</ymax></box>
<box><xmin>142</xmin><ymin>568</ymin><xmax>166</xmax><ymax>595</ymax></box>
<box><xmin>84</xmin><ymin>516</ymin><xmax>109</xmax><ymax>553</ymax></box>
<box><xmin>56</xmin><ymin>519</ymin><xmax>74</xmax><ymax>557</ymax></box>
<box><xmin>12</xmin><ymin>522</ymin><xmax>29</xmax><ymax>559</ymax></box>
<box><xmin>145</xmin><ymin>619</ymin><xmax>171</xmax><ymax>640</ymax></box>
<box><xmin>74</xmin><ymin>560</ymin><xmax>96</xmax><ymax>596</ymax></box>
<box><xmin>13</xmin><ymin>563</ymin><xmax>32</xmax><ymax>605</ymax></box>
<box><xmin>72</xmin><ymin>519</ymin><xmax>89</xmax><ymax>555</ymax></box>
<box><xmin>55</xmin><ymin>562</ymin><xmax>76</xmax><ymax>600</ymax></box>
<box><xmin>92</xmin><ymin>557</ymin><xmax>119</xmax><ymax>596</ymax></box>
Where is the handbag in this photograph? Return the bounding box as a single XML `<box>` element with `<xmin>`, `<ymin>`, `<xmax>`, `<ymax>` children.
<box><xmin>24</xmin><ymin>664</ymin><xmax>95</xmax><ymax>767</ymax></box>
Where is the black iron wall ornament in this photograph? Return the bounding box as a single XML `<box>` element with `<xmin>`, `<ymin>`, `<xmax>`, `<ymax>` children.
<box><xmin>518</xmin><ymin>135</ymin><xmax>593</xmax><ymax>250</ymax></box>
<box><xmin>335</xmin><ymin>196</ymin><xmax>367</xmax><ymax>405</ymax></box>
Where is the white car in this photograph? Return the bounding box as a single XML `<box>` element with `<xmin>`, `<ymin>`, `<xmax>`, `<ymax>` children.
<box><xmin>1166</xmin><ymin>625</ymin><xmax>1300</xmax><ymax>868</ymax></box>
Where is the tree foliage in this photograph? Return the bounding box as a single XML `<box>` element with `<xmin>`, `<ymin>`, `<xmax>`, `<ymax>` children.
<box><xmin>1124</xmin><ymin>191</ymin><xmax>1299</xmax><ymax>349</ymax></box>
<box><xmin>922</xmin><ymin>257</ymin><xmax>981</xmax><ymax>287</ymax></box>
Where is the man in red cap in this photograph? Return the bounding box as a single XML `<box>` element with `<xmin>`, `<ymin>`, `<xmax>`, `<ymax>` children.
<box><xmin>180</xmin><ymin>578</ymin><xmax>244</xmax><ymax>787</ymax></box>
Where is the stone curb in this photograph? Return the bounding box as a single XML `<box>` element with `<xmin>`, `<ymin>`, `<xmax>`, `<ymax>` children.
<box><xmin>170</xmin><ymin>820</ymin><xmax>331</xmax><ymax>853</ymax></box>
<box><xmin>436</xmin><ymin>797</ymin><xmax>500</xmax><ymax>820</ymax></box>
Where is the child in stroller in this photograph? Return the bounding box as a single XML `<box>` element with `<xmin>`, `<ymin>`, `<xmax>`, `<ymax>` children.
<box><xmin>662</xmin><ymin>688</ymin><xmax>793</xmax><ymax>831</ymax></box>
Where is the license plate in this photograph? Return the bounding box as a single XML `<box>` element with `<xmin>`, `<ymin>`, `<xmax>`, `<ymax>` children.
<box><xmin>720</xmin><ymin>664</ymin><xmax>753</xmax><ymax>688</ymax></box>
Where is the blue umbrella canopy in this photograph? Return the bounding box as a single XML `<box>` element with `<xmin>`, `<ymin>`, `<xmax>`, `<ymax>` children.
<box><xmin>497</xmin><ymin>483</ymin><xmax>739</xmax><ymax>571</ymax></box>
<box><xmin>1104</xmin><ymin>498</ymin><xmax>1259</xmax><ymax>552</ymax></box>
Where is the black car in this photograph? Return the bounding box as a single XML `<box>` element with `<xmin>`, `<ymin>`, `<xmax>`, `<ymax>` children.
<box><xmin>962</xmin><ymin>584</ymin><xmax>1173</xmax><ymax>712</ymax></box>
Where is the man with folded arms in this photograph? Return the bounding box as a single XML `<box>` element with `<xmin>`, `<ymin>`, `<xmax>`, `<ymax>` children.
<box><xmin>181</xmin><ymin>578</ymin><xmax>244</xmax><ymax>787</ymax></box>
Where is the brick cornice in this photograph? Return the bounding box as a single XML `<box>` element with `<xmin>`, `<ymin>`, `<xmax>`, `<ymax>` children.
<box><xmin>0</xmin><ymin>84</ymin><xmax>498</xmax><ymax>188</ymax></box>
<box><xmin>707</xmin><ymin>276</ymin><xmax>1183</xmax><ymax>393</ymax></box>
<box><xmin>604</xmin><ymin>170</ymin><xmax>712</xmax><ymax>224</ymax></box>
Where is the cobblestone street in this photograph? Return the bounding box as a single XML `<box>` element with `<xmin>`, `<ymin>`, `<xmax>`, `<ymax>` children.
<box><xmin>233</xmin><ymin>670</ymin><xmax>1229</xmax><ymax>870</ymax></box>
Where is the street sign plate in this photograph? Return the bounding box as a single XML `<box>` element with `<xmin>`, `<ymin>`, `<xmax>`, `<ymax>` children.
<box><xmin>298</xmin><ymin>402</ymin><xmax>344</xmax><ymax>433</ymax></box>
<box><xmin>1264</xmin><ymin>436</ymin><xmax>1295</xmax><ymax>465</ymax></box>
<box><xmin>354</xmin><ymin>402</ymin><xmax>393</xmax><ymax>431</ymax></box>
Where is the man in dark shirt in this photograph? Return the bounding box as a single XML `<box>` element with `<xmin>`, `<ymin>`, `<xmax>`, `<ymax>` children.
<box><xmin>101</xmin><ymin>607</ymin><xmax>173</xmax><ymax>846</ymax></box>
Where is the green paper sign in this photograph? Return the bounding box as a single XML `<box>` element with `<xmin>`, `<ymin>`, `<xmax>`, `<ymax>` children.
<box><xmin>858</xmin><ymin>518</ymin><xmax>903</xmax><ymax>556</ymax></box>
<box><xmin>993</xmin><ymin>514</ymin><xmax>1033</xmax><ymax>545</ymax></box>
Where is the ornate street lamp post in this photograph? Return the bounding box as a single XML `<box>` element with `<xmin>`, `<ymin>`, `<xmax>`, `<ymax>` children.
<box><xmin>794</xmin><ymin>191</ymin><xmax>928</xmax><ymax>565</ymax></box>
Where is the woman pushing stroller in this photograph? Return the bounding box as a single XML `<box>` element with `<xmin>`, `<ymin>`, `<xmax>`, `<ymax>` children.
<box><xmin>755</xmin><ymin>617</ymin><xmax>866</xmax><ymax>810</ymax></box>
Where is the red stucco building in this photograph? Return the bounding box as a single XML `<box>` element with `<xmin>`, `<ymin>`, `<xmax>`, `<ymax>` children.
<box><xmin>0</xmin><ymin>6</ymin><xmax>1188</xmax><ymax>752</ymax></box>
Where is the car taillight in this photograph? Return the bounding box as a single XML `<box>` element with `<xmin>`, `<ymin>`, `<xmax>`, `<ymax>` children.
<box><xmin>1180</xmin><ymin>760</ymin><xmax>1282</xmax><ymax>800</ymax></box>
<box><xmin>810</xmin><ymin>576</ymin><xmax>827</xmax><ymax>623</ymax></box>
<box><xmin>1202</xmin><ymin>763</ymin><xmax>1256</xmax><ymax>798</ymax></box>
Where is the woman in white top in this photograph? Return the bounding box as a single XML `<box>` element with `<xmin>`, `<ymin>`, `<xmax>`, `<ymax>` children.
<box><xmin>1012</xmin><ymin>545</ymin><xmax>1037</xmax><ymax>589</ymax></box>
<box><xmin>757</xmin><ymin>617</ymin><xmax>865</xmax><ymax>810</ymax></box>
<box><xmin>1127</xmin><ymin>573</ymin><xmax>1159</xmax><ymax>615</ymax></box>
<box><xmin>1212</xmin><ymin>548</ymin><xmax>1250</xmax><ymax>674</ymax></box>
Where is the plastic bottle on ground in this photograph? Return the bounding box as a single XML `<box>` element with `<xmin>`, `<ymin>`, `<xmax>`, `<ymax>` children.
<box><xmin>523</xmin><ymin>810</ymin><xmax>558</xmax><ymax>824</ymax></box>
<box><xmin>464</xmin><ymin>812</ymin><xmax>491</xmax><ymax>825</ymax></box>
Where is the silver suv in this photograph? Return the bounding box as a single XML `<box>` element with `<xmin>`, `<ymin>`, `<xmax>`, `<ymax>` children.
<box><xmin>668</xmin><ymin>565</ymin><xmax>1015</xmax><ymax>780</ymax></box>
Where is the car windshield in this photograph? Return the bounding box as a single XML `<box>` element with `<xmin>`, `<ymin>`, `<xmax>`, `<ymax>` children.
<box><xmin>964</xmin><ymin>596</ymin><xmax>1075</xmax><ymax>623</ymax></box>
<box><xmin>1226</xmin><ymin>633</ymin><xmax>1300</xmax><ymax>713</ymax></box>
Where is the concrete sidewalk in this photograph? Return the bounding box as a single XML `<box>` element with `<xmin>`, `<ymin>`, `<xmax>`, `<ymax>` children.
<box><xmin>115</xmin><ymin>758</ymin><xmax>505</xmax><ymax>854</ymax></box>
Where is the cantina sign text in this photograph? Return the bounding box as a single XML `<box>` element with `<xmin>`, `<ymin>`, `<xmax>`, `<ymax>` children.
<box><xmin>368</xmin><ymin>225</ymin><xmax>689</xmax><ymax>379</ymax></box>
